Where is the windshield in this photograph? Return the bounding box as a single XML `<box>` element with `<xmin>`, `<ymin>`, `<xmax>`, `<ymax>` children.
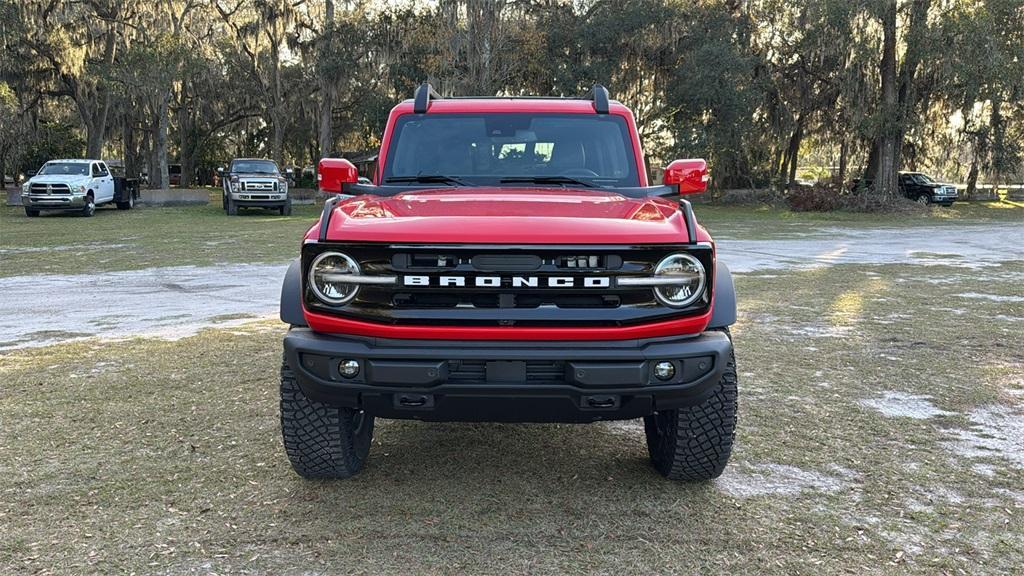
<box><xmin>382</xmin><ymin>113</ymin><xmax>640</xmax><ymax>187</ymax></box>
<box><xmin>231</xmin><ymin>160</ymin><xmax>279</xmax><ymax>175</ymax></box>
<box><xmin>38</xmin><ymin>162</ymin><xmax>89</xmax><ymax>176</ymax></box>
<box><xmin>908</xmin><ymin>173</ymin><xmax>935</xmax><ymax>184</ymax></box>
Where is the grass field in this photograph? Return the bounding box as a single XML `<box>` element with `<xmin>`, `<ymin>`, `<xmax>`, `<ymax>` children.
<box><xmin>1</xmin><ymin>198</ymin><xmax>1022</xmax><ymax>574</ymax></box>
<box><xmin>0</xmin><ymin>191</ymin><xmax>321</xmax><ymax>278</ymax></box>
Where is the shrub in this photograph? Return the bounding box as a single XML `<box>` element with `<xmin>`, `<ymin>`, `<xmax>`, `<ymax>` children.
<box><xmin>785</xmin><ymin>185</ymin><xmax>841</xmax><ymax>212</ymax></box>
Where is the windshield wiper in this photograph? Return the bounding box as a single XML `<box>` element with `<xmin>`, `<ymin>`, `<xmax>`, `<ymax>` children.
<box><xmin>500</xmin><ymin>176</ymin><xmax>596</xmax><ymax>188</ymax></box>
<box><xmin>384</xmin><ymin>174</ymin><xmax>471</xmax><ymax>186</ymax></box>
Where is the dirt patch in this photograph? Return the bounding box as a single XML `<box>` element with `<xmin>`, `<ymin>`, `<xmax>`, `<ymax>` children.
<box><xmin>718</xmin><ymin>223</ymin><xmax>1023</xmax><ymax>272</ymax></box>
<box><xmin>858</xmin><ymin>391</ymin><xmax>955</xmax><ymax>420</ymax></box>
<box><xmin>959</xmin><ymin>292</ymin><xmax>1024</xmax><ymax>303</ymax></box>
<box><xmin>715</xmin><ymin>462</ymin><xmax>852</xmax><ymax>498</ymax></box>
<box><xmin>943</xmin><ymin>405</ymin><xmax>1024</xmax><ymax>469</ymax></box>
<box><xmin>0</xmin><ymin>263</ymin><xmax>287</xmax><ymax>350</ymax></box>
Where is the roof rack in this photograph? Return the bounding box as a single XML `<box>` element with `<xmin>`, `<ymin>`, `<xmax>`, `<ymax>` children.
<box><xmin>584</xmin><ymin>84</ymin><xmax>610</xmax><ymax>114</ymax></box>
<box><xmin>412</xmin><ymin>82</ymin><xmax>611</xmax><ymax>114</ymax></box>
<box><xmin>414</xmin><ymin>82</ymin><xmax>441</xmax><ymax>114</ymax></box>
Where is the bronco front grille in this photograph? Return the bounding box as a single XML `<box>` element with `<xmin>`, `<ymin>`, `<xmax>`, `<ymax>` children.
<box><xmin>302</xmin><ymin>243</ymin><xmax>713</xmax><ymax>327</ymax></box>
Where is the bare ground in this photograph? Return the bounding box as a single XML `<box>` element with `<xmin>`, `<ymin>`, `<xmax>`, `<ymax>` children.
<box><xmin>2</xmin><ymin>219</ymin><xmax>1021</xmax><ymax>350</ymax></box>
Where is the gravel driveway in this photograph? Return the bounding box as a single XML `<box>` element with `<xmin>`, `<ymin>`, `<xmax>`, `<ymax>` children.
<box><xmin>1</xmin><ymin>221</ymin><xmax>1021</xmax><ymax>348</ymax></box>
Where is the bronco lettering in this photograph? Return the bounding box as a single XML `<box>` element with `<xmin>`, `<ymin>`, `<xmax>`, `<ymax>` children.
<box><xmin>401</xmin><ymin>275</ymin><xmax>612</xmax><ymax>288</ymax></box>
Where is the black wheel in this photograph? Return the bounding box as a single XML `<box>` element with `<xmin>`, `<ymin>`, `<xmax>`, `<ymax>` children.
<box><xmin>226</xmin><ymin>195</ymin><xmax>238</xmax><ymax>215</ymax></box>
<box><xmin>222</xmin><ymin>191</ymin><xmax>228</xmax><ymax>212</ymax></box>
<box><xmin>81</xmin><ymin>194</ymin><xmax>96</xmax><ymax>217</ymax></box>
<box><xmin>24</xmin><ymin>207</ymin><xmax>40</xmax><ymax>217</ymax></box>
<box><xmin>644</xmin><ymin>329</ymin><xmax>738</xmax><ymax>481</ymax></box>
<box><xmin>280</xmin><ymin>198</ymin><xmax>292</xmax><ymax>216</ymax></box>
<box><xmin>915</xmin><ymin>193</ymin><xmax>931</xmax><ymax>205</ymax></box>
<box><xmin>280</xmin><ymin>354</ymin><xmax>374</xmax><ymax>479</ymax></box>
<box><xmin>116</xmin><ymin>194</ymin><xmax>134</xmax><ymax>210</ymax></box>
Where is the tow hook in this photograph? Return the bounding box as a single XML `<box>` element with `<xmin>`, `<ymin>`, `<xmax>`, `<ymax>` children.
<box><xmin>396</xmin><ymin>394</ymin><xmax>433</xmax><ymax>409</ymax></box>
<box><xmin>583</xmin><ymin>395</ymin><xmax>619</xmax><ymax>409</ymax></box>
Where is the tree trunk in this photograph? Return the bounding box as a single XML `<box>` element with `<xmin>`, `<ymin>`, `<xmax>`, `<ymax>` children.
<box><xmin>85</xmin><ymin>25</ymin><xmax>117</xmax><ymax>159</ymax></box>
<box><xmin>151</xmin><ymin>92</ymin><xmax>171</xmax><ymax>189</ymax></box>
<box><xmin>838</xmin><ymin>138</ymin><xmax>849</xmax><ymax>186</ymax></box>
<box><xmin>893</xmin><ymin>0</ymin><xmax>931</xmax><ymax>178</ymax></box>
<box><xmin>873</xmin><ymin>0</ymin><xmax>899</xmax><ymax>197</ymax></box>
<box><xmin>123</xmin><ymin>115</ymin><xmax>140</xmax><ymax>179</ymax></box>
<box><xmin>786</xmin><ymin>115</ymin><xmax>804</xmax><ymax>190</ymax></box>
<box><xmin>965</xmin><ymin>152</ymin><xmax>979</xmax><ymax>200</ymax></box>
<box><xmin>271</xmin><ymin>112</ymin><xmax>285</xmax><ymax>166</ymax></box>
<box><xmin>318</xmin><ymin>87</ymin><xmax>334</xmax><ymax>162</ymax></box>
<box><xmin>318</xmin><ymin>0</ymin><xmax>335</xmax><ymax>162</ymax></box>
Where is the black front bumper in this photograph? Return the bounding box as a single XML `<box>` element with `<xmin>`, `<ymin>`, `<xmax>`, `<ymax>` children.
<box><xmin>282</xmin><ymin>328</ymin><xmax>733</xmax><ymax>423</ymax></box>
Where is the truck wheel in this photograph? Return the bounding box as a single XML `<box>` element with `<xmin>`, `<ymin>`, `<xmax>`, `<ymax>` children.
<box><xmin>226</xmin><ymin>195</ymin><xmax>238</xmax><ymax>216</ymax></box>
<box><xmin>916</xmin><ymin>193</ymin><xmax>931</xmax><ymax>205</ymax></box>
<box><xmin>280</xmin><ymin>199</ymin><xmax>292</xmax><ymax>216</ymax></box>
<box><xmin>280</xmin><ymin>354</ymin><xmax>374</xmax><ymax>479</ymax></box>
<box><xmin>116</xmin><ymin>195</ymin><xmax>134</xmax><ymax>210</ymax></box>
<box><xmin>644</xmin><ymin>328</ymin><xmax>737</xmax><ymax>481</ymax></box>
<box><xmin>81</xmin><ymin>194</ymin><xmax>96</xmax><ymax>217</ymax></box>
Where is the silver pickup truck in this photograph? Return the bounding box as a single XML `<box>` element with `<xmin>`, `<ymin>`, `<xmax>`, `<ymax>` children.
<box><xmin>219</xmin><ymin>158</ymin><xmax>291</xmax><ymax>216</ymax></box>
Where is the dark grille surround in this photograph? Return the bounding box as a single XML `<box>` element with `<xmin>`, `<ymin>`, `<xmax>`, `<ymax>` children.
<box><xmin>302</xmin><ymin>243</ymin><xmax>714</xmax><ymax>327</ymax></box>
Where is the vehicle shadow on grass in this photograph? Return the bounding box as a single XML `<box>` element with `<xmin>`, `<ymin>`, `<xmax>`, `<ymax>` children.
<box><xmin>251</xmin><ymin>420</ymin><xmax>762</xmax><ymax>573</ymax></box>
<box><xmin>277</xmin><ymin>419</ymin><xmax>720</xmax><ymax>519</ymax></box>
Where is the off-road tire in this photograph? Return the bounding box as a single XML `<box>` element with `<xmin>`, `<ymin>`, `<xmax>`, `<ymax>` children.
<box><xmin>915</xmin><ymin>193</ymin><xmax>931</xmax><ymax>205</ymax></box>
<box><xmin>280</xmin><ymin>354</ymin><xmax>374</xmax><ymax>479</ymax></box>
<box><xmin>81</xmin><ymin>194</ymin><xmax>96</xmax><ymax>217</ymax></box>
<box><xmin>226</xmin><ymin>195</ymin><xmax>238</xmax><ymax>216</ymax></box>
<box><xmin>25</xmin><ymin>207</ymin><xmax>39</xmax><ymax>217</ymax></box>
<box><xmin>644</xmin><ymin>328</ymin><xmax>737</xmax><ymax>481</ymax></box>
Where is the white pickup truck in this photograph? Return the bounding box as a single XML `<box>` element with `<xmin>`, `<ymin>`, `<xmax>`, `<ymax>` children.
<box><xmin>20</xmin><ymin>159</ymin><xmax>138</xmax><ymax>217</ymax></box>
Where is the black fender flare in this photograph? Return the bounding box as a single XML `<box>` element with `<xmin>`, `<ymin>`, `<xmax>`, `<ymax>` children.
<box><xmin>709</xmin><ymin>260</ymin><xmax>737</xmax><ymax>328</ymax></box>
<box><xmin>280</xmin><ymin>258</ymin><xmax>307</xmax><ymax>327</ymax></box>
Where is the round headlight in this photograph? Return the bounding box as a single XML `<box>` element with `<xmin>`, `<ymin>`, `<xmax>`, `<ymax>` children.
<box><xmin>653</xmin><ymin>253</ymin><xmax>706</xmax><ymax>308</ymax></box>
<box><xmin>309</xmin><ymin>252</ymin><xmax>360</xmax><ymax>305</ymax></box>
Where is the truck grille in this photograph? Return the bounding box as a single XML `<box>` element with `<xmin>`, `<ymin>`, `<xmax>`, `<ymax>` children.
<box><xmin>30</xmin><ymin>183</ymin><xmax>70</xmax><ymax>194</ymax></box>
<box><xmin>242</xmin><ymin>181</ymin><xmax>277</xmax><ymax>191</ymax></box>
<box><xmin>302</xmin><ymin>243</ymin><xmax>713</xmax><ymax>328</ymax></box>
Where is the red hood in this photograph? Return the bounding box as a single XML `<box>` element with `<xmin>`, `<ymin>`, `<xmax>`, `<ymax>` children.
<box><xmin>310</xmin><ymin>188</ymin><xmax>700</xmax><ymax>244</ymax></box>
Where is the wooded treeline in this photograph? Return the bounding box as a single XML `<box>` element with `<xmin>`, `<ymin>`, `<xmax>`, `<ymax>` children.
<box><xmin>0</xmin><ymin>0</ymin><xmax>1021</xmax><ymax>196</ymax></box>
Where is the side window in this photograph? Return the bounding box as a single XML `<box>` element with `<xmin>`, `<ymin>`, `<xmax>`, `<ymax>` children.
<box><xmin>91</xmin><ymin>163</ymin><xmax>100</xmax><ymax>177</ymax></box>
<box><xmin>97</xmin><ymin>163</ymin><xmax>109</xmax><ymax>177</ymax></box>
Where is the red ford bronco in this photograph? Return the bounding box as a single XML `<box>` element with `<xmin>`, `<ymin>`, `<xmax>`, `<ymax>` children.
<box><xmin>279</xmin><ymin>84</ymin><xmax>738</xmax><ymax>481</ymax></box>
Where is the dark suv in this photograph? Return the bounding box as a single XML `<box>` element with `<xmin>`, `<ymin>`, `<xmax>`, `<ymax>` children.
<box><xmin>852</xmin><ymin>171</ymin><xmax>958</xmax><ymax>206</ymax></box>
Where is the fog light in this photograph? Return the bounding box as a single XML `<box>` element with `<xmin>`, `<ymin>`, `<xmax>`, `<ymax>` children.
<box><xmin>654</xmin><ymin>361</ymin><xmax>675</xmax><ymax>381</ymax></box>
<box><xmin>339</xmin><ymin>359</ymin><xmax>360</xmax><ymax>378</ymax></box>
